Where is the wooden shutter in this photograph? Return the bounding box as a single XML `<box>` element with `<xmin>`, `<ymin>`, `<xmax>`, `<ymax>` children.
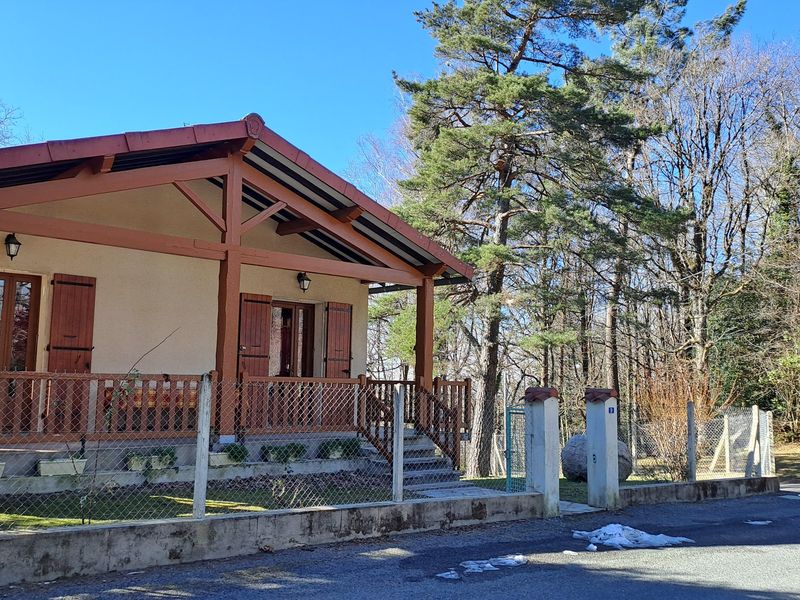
<box><xmin>47</xmin><ymin>274</ymin><xmax>96</xmax><ymax>373</ymax></box>
<box><xmin>325</xmin><ymin>302</ymin><xmax>352</xmax><ymax>378</ymax></box>
<box><xmin>238</xmin><ymin>293</ymin><xmax>272</xmax><ymax>377</ymax></box>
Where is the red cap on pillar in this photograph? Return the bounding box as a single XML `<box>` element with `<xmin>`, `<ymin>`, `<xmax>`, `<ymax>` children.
<box><xmin>585</xmin><ymin>388</ymin><xmax>619</xmax><ymax>403</ymax></box>
<box><xmin>524</xmin><ymin>387</ymin><xmax>559</xmax><ymax>402</ymax></box>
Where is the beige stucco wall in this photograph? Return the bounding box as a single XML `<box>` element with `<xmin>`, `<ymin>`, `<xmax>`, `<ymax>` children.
<box><xmin>1</xmin><ymin>181</ymin><xmax>368</xmax><ymax>376</ymax></box>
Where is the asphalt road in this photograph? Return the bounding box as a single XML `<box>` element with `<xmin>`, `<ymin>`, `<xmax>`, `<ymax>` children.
<box><xmin>3</xmin><ymin>489</ymin><xmax>800</xmax><ymax>600</ymax></box>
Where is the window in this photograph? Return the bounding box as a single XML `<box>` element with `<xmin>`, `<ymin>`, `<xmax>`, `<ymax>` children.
<box><xmin>0</xmin><ymin>273</ymin><xmax>41</xmax><ymax>371</ymax></box>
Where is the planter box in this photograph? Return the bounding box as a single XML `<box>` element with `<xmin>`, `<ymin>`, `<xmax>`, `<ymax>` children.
<box><xmin>127</xmin><ymin>456</ymin><xmax>149</xmax><ymax>472</ymax></box>
<box><xmin>209</xmin><ymin>452</ymin><xmax>238</xmax><ymax>467</ymax></box>
<box><xmin>38</xmin><ymin>458</ymin><xmax>87</xmax><ymax>477</ymax></box>
<box><xmin>0</xmin><ymin>462</ymin><xmax>4</xmax><ymax>478</ymax></box>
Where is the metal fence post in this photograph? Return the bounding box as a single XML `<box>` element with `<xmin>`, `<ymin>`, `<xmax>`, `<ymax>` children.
<box><xmin>192</xmin><ymin>373</ymin><xmax>212</xmax><ymax>519</ymax></box>
<box><xmin>687</xmin><ymin>401</ymin><xmax>697</xmax><ymax>481</ymax></box>
<box><xmin>392</xmin><ymin>384</ymin><xmax>405</xmax><ymax>503</ymax></box>
<box><xmin>745</xmin><ymin>404</ymin><xmax>759</xmax><ymax>477</ymax></box>
<box><xmin>723</xmin><ymin>414</ymin><xmax>731</xmax><ymax>474</ymax></box>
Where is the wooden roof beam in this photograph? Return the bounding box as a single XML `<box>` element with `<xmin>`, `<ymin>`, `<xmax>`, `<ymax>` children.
<box><xmin>51</xmin><ymin>154</ymin><xmax>116</xmax><ymax>180</ymax></box>
<box><xmin>241</xmin><ymin>247</ymin><xmax>422</xmax><ymax>287</ymax></box>
<box><xmin>0</xmin><ymin>157</ymin><xmax>230</xmax><ymax>210</ymax></box>
<box><xmin>275</xmin><ymin>206</ymin><xmax>364</xmax><ymax>236</ymax></box>
<box><xmin>418</xmin><ymin>263</ymin><xmax>447</xmax><ymax>277</ymax></box>
<box><xmin>240</xmin><ymin>162</ymin><xmax>417</xmax><ymax>275</ymax></box>
<box><xmin>173</xmin><ymin>181</ymin><xmax>226</xmax><ymax>232</ymax></box>
<box><xmin>241</xmin><ymin>201</ymin><xmax>286</xmax><ymax>234</ymax></box>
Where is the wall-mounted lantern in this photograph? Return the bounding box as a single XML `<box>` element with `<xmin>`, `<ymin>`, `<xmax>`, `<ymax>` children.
<box><xmin>4</xmin><ymin>233</ymin><xmax>21</xmax><ymax>261</ymax></box>
<box><xmin>297</xmin><ymin>272</ymin><xmax>311</xmax><ymax>293</ymax></box>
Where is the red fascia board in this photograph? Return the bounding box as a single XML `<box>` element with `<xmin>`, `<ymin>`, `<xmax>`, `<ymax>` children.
<box><xmin>257</xmin><ymin>125</ymin><xmax>475</xmax><ymax>280</ymax></box>
<box><xmin>0</xmin><ymin>120</ymin><xmax>251</xmax><ymax>169</ymax></box>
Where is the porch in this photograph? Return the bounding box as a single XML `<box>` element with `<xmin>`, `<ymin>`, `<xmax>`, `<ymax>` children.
<box><xmin>0</xmin><ymin>371</ymin><xmax>471</xmax><ymax>477</ymax></box>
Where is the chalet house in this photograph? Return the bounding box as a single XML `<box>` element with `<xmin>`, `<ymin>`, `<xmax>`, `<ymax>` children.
<box><xmin>0</xmin><ymin>113</ymin><xmax>473</xmax><ymax>469</ymax></box>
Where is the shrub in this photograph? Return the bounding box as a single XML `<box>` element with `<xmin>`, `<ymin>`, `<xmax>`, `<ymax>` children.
<box><xmin>316</xmin><ymin>438</ymin><xmax>361</xmax><ymax>459</ymax></box>
<box><xmin>261</xmin><ymin>443</ymin><xmax>307</xmax><ymax>462</ymax></box>
<box><xmin>224</xmin><ymin>443</ymin><xmax>249</xmax><ymax>463</ymax></box>
<box><xmin>153</xmin><ymin>446</ymin><xmax>177</xmax><ymax>467</ymax></box>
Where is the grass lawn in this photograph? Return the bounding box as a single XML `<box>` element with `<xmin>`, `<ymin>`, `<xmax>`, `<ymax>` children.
<box><xmin>776</xmin><ymin>444</ymin><xmax>800</xmax><ymax>482</ymax></box>
<box><xmin>0</xmin><ymin>484</ymin><xmax>394</xmax><ymax>531</ymax></box>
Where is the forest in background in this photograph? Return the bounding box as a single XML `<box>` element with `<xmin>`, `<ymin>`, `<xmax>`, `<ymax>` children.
<box><xmin>351</xmin><ymin>0</ymin><xmax>800</xmax><ymax>476</ymax></box>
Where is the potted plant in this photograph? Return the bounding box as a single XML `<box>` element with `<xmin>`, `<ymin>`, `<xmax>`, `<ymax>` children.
<box><xmin>126</xmin><ymin>452</ymin><xmax>149</xmax><ymax>472</ymax></box>
<box><xmin>149</xmin><ymin>447</ymin><xmax>177</xmax><ymax>470</ymax></box>
<box><xmin>260</xmin><ymin>443</ymin><xmax>307</xmax><ymax>463</ymax></box>
<box><xmin>209</xmin><ymin>443</ymin><xmax>249</xmax><ymax>467</ymax></box>
<box><xmin>38</xmin><ymin>454</ymin><xmax>88</xmax><ymax>476</ymax></box>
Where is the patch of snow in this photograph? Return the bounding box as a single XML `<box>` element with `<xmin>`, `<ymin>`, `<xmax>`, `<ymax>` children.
<box><xmin>744</xmin><ymin>520</ymin><xmax>772</xmax><ymax>525</ymax></box>
<box><xmin>562</xmin><ymin>550</ymin><xmax>579</xmax><ymax>556</ymax></box>
<box><xmin>436</xmin><ymin>570</ymin><xmax>461</xmax><ymax>580</ymax></box>
<box><xmin>573</xmin><ymin>524</ymin><xmax>694</xmax><ymax>550</ymax></box>
<box><xmin>780</xmin><ymin>494</ymin><xmax>800</xmax><ymax>500</ymax></box>
<box><xmin>490</xmin><ymin>554</ymin><xmax>527</xmax><ymax>567</ymax></box>
<box><xmin>586</xmin><ymin>543</ymin><xmax>598</xmax><ymax>552</ymax></box>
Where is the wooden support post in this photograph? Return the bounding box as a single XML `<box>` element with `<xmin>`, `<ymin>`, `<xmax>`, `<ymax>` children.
<box><xmin>215</xmin><ymin>158</ymin><xmax>243</xmax><ymax>437</ymax></box>
<box><xmin>415</xmin><ymin>277</ymin><xmax>434</xmax><ymax>429</ymax></box>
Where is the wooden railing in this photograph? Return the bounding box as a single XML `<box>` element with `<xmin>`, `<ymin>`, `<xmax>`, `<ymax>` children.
<box><xmin>238</xmin><ymin>374</ymin><xmax>360</xmax><ymax>433</ymax></box>
<box><xmin>0</xmin><ymin>371</ymin><xmax>208</xmax><ymax>442</ymax></box>
<box><xmin>357</xmin><ymin>375</ymin><xmax>394</xmax><ymax>462</ymax></box>
<box><xmin>0</xmin><ymin>372</ymin><xmax>472</xmax><ymax>461</ymax></box>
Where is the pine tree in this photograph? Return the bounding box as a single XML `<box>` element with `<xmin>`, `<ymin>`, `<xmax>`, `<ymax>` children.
<box><xmin>396</xmin><ymin>0</ymin><xmax>665</xmax><ymax>476</ymax></box>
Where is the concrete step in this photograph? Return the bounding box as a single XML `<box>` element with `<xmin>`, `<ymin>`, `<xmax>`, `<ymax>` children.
<box><xmin>402</xmin><ymin>468</ymin><xmax>462</xmax><ymax>485</ymax></box>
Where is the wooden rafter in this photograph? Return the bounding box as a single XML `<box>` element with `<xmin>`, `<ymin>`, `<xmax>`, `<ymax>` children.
<box><xmin>275</xmin><ymin>206</ymin><xmax>364</xmax><ymax>237</ymax></box>
<box><xmin>173</xmin><ymin>181</ymin><xmax>226</xmax><ymax>232</ymax></box>
<box><xmin>241</xmin><ymin>201</ymin><xmax>286</xmax><ymax>234</ymax></box>
<box><xmin>418</xmin><ymin>262</ymin><xmax>447</xmax><ymax>277</ymax></box>
<box><xmin>240</xmin><ymin>247</ymin><xmax>422</xmax><ymax>286</ymax></box>
<box><xmin>239</xmin><ymin>162</ymin><xmax>417</xmax><ymax>275</ymax></box>
<box><xmin>0</xmin><ymin>157</ymin><xmax>230</xmax><ymax>211</ymax></box>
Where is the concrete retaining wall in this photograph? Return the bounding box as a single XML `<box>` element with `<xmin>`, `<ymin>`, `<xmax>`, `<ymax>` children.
<box><xmin>0</xmin><ymin>492</ymin><xmax>542</xmax><ymax>586</ymax></box>
<box><xmin>620</xmin><ymin>476</ymin><xmax>780</xmax><ymax>507</ymax></box>
<box><xmin>0</xmin><ymin>458</ymin><xmax>375</xmax><ymax>495</ymax></box>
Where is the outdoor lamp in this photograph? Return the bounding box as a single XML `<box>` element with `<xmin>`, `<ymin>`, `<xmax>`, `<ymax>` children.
<box><xmin>297</xmin><ymin>272</ymin><xmax>311</xmax><ymax>293</ymax></box>
<box><xmin>4</xmin><ymin>233</ymin><xmax>21</xmax><ymax>261</ymax></box>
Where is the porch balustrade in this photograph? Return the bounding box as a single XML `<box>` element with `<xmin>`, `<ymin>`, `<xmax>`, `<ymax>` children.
<box><xmin>0</xmin><ymin>371</ymin><xmax>471</xmax><ymax>464</ymax></box>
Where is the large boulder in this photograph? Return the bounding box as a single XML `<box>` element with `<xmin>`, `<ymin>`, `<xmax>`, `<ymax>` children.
<box><xmin>561</xmin><ymin>434</ymin><xmax>632</xmax><ymax>482</ymax></box>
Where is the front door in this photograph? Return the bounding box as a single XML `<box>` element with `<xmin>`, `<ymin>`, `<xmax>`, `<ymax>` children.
<box><xmin>269</xmin><ymin>302</ymin><xmax>314</xmax><ymax>377</ymax></box>
<box><xmin>0</xmin><ymin>272</ymin><xmax>40</xmax><ymax>371</ymax></box>
<box><xmin>237</xmin><ymin>295</ymin><xmax>314</xmax><ymax>378</ymax></box>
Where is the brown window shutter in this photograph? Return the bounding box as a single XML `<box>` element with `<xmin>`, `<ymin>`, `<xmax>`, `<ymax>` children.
<box><xmin>47</xmin><ymin>274</ymin><xmax>96</xmax><ymax>373</ymax></box>
<box><xmin>325</xmin><ymin>302</ymin><xmax>352</xmax><ymax>378</ymax></box>
<box><xmin>238</xmin><ymin>293</ymin><xmax>272</xmax><ymax>377</ymax></box>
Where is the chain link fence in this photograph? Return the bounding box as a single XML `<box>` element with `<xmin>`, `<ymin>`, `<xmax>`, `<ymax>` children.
<box><xmin>0</xmin><ymin>371</ymin><xmax>473</xmax><ymax>531</ymax></box>
<box><xmin>632</xmin><ymin>405</ymin><xmax>775</xmax><ymax>481</ymax></box>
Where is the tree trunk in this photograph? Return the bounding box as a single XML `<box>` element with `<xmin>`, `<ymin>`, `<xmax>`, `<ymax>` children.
<box><xmin>466</xmin><ymin>199</ymin><xmax>510</xmax><ymax>478</ymax></box>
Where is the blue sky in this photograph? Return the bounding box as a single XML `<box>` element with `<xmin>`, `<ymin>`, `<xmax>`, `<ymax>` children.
<box><xmin>2</xmin><ymin>1</ymin><xmax>799</xmax><ymax>178</ymax></box>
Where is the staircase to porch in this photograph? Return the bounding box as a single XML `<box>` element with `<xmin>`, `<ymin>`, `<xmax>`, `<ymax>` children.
<box><xmin>361</xmin><ymin>427</ymin><xmax>472</xmax><ymax>494</ymax></box>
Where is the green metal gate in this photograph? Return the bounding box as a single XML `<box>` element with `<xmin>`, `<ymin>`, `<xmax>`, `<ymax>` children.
<box><xmin>505</xmin><ymin>405</ymin><xmax>526</xmax><ymax>492</ymax></box>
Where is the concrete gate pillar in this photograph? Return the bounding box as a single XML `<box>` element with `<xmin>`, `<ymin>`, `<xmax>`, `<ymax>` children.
<box><xmin>585</xmin><ymin>388</ymin><xmax>620</xmax><ymax>509</ymax></box>
<box><xmin>524</xmin><ymin>387</ymin><xmax>560</xmax><ymax>517</ymax></box>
